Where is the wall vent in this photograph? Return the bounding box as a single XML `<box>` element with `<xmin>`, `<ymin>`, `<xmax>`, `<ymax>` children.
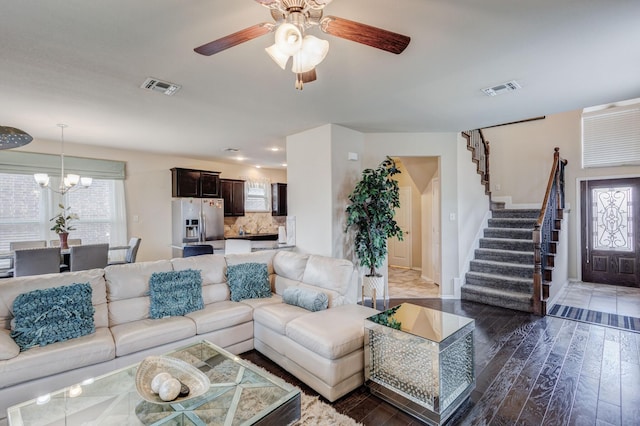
<box><xmin>140</xmin><ymin>77</ymin><xmax>181</xmax><ymax>96</ymax></box>
<box><xmin>482</xmin><ymin>80</ymin><xmax>521</xmax><ymax>97</ymax></box>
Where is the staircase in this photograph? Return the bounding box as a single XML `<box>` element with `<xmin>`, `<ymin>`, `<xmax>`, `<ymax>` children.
<box><xmin>462</xmin><ymin>209</ymin><xmax>540</xmax><ymax>313</ymax></box>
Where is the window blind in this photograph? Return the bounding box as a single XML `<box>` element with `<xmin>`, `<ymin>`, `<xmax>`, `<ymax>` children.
<box><xmin>582</xmin><ymin>104</ymin><xmax>640</xmax><ymax>168</ymax></box>
<box><xmin>0</xmin><ymin>151</ymin><xmax>125</xmax><ymax>180</ymax></box>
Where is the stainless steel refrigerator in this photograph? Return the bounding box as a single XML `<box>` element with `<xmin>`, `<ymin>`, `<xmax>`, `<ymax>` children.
<box><xmin>172</xmin><ymin>198</ymin><xmax>224</xmax><ymax>253</ymax></box>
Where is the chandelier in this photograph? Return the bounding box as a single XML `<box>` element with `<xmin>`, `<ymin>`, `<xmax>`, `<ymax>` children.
<box><xmin>34</xmin><ymin>124</ymin><xmax>92</xmax><ymax>195</ymax></box>
<box><xmin>0</xmin><ymin>126</ymin><xmax>33</xmax><ymax>150</ymax></box>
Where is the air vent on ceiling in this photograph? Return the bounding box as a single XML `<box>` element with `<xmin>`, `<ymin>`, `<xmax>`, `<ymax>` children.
<box><xmin>140</xmin><ymin>77</ymin><xmax>181</xmax><ymax>96</ymax></box>
<box><xmin>223</xmin><ymin>148</ymin><xmax>240</xmax><ymax>153</ymax></box>
<box><xmin>482</xmin><ymin>80</ymin><xmax>521</xmax><ymax>97</ymax></box>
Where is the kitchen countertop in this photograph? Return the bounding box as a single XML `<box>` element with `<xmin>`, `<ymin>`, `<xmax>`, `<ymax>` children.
<box><xmin>224</xmin><ymin>233</ymin><xmax>279</xmax><ymax>241</ymax></box>
<box><xmin>173</xmin><ymin>240</ymin><xmax>294</xmax><ymax>254</ymax></box>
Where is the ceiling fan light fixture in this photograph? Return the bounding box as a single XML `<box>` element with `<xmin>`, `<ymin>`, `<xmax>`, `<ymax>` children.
<box><xmin>266</xmin><ymin>44</ymin><xmax>290</xmax><ymax>69</ymax></box>
<box><xmin>274</xmin><ymin>23</ymin><xmax>302</xmax><ymax>56</ymax></box>
<box><xmin>292</xmin><ymin>35</ymin><xmax>329</xmax><ymax>73</ymax></box>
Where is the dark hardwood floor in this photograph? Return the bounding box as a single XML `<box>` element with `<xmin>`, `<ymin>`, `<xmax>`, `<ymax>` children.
<box><xmin>242</xmin><ymin>298</ymin><xmax>640</xmax><ymax>426</ymax></box>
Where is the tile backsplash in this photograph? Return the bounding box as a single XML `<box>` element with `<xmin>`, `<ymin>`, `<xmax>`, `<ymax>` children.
<box><xmin>224</xmin><ymin>213</ymin><xmax>285</xmax><ymax>236</ymax></box>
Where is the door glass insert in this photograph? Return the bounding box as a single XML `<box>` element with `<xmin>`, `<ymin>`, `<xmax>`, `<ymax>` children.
<box><xmin>592</xmin><ymin>186</ymin><xmax>633</xmax><ymax>251</ymax></box>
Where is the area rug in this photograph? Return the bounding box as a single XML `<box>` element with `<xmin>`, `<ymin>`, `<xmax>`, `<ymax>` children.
<box><xmin>239</xmin><ymin>360</ymin><xmax>362</xmax><ymax>426</ymax></box>
<box><xmin>548</xmin><ymin>303</ymin><xmax>640</xmax><ymax>333</ymax></box>
<box><xmin>293</xmin><ymin>392</ymin><xmax>362</xmax><ymax>426</ymax></box>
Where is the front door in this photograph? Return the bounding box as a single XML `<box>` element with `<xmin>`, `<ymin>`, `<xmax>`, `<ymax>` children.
<box><xmin>581</xmin><ymin>178</ymin><xmax>640</xmax><ymax>287</ymax></box>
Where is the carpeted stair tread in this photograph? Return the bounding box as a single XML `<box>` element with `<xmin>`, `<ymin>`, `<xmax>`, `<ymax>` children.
<box><xmin>491</xmin><ymin>209</ymin><xmax>540</xmax><ymax>219</ymax></box>
<box><xmin>475</xmin><ymin>248</ymin><xmax>534</xmax><ymax>263</ymax></box>
<box><xmin>479</xmin><ymin>237</ymin><xmax>534</xmax><ymax>252</ymax></box>
<box><xmin>469</xmin><ymin>259</ymin><xmax>534</xmax><ymax>278</ymax></box>
<box><xmin>484</xmin><ymin>228</ymin><xmax>533</xmax><ymax>240</ymax></box>
<box><xmin>487</xmin><ymin>218</ymin><xmax>537</xmax><ymax>229</ymax></box>
<box><xmin>461</xmin><ymin>284</ymin><xmax>533</xmax><ymax>312</ymax></box>
<box><xmin>465</xmin><ymin>271</ymin><xmax>533</xmax><ymax>292</ymax></box>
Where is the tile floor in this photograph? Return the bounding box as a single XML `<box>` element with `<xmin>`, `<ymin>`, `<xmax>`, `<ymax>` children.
<box><xmin>387</xmin><ymin>266</ymin><xmax>440</xmax><ymax>299</ymax></box>
<box><xmin>552</xmin><ymin>280</ymin><xmax>640</xmax><ymax>318</ymax></box>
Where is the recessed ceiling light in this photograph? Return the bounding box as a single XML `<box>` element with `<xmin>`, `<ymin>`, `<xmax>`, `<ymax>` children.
<box><xmin>235</xmin><ymin>156</ymin><xmax>245</xmax><ymax>161</ymax></box>
<box><xmin>270</xmin><ymin>147</ymin><xmax>280</xmax><ymax>152</ymax></box>
<box><xmin>282</xmin><ymin>163</ymin><xmax>287</xmax><ymax>167</ymax></box>
<box><xmin>255</xmin><ymin>165</ymin><xmax>262</xmax><ymax>169</ymax></box>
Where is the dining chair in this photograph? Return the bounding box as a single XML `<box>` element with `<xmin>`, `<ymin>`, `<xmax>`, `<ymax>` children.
<box><xmin>5</xmin><ymin>240</ymin><xmax>48</xmax><ymax>277</ymax></box>
<box><xmin>224</xmin><ymin>239</ymin><xmax>252</xmax><ymax>254</ymax></box>
<box><xmin>183</xmin><ymin>244</ymin><xmax>214</xmax><ymax>257</ymax></box>
<box><xmin>108</xmin><ymin>237</ymin><xmax>141</xmax><ymax>265</ymax></box>
<box><xmin>13</xmin><ymin>247</ymin><xmax>62</xmax><ymax>277</ymax></box>
<box><xmin>70</xmin><ymin>243</ymin><xmax>109</xmax><ymax>272</ymax></box>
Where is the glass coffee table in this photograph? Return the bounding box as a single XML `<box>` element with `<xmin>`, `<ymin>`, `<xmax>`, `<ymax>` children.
<box><xmin>364</xmin><ymin>303</ymin><xmax>475</xmax><ymax>426</ymax></box>
<box><xmin>7</xmin><ymin>340</ymin><xmax>300</xmax><ymax>425</ymax></box>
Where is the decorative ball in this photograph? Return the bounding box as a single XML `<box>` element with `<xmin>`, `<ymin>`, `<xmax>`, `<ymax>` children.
<box><xmin>159</xmin><ymin>377</ymin><xmax>181</xmax><ymax>402</ymax></box>
<box><xmin>151</xmin><ymin>372</ymin><xmax>173</xmax><ymax>394</ymax></box>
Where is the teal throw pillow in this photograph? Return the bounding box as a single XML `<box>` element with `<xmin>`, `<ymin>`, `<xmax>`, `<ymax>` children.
<box><xmin>149</xmin><ymin>269</ymin><xmax>204</xmax><ymax>319</ymax></box>
<box><xmin>11</xmin><ymin>283</ymin><xmax>95</xmax><ymax>351</ymax></box>
<box><xmin>227</xmin><ymin>263</ymin><xmax>271</xmax><ymax>302</ymax></box>
<box><xmin>282</xmin><ymin>287</ymin><xmax>329</xmax><ymax>312</ymax></box>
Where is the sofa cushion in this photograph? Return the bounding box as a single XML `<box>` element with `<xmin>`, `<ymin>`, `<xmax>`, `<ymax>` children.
<box><xmin>185</xmin><ymin>300</ymin><xmax>253</xmax><ymax>334</ymax></box>
<box><xmin>225</xmin><ymin>251</ymin><xmax>276</xmax><ymax>274</ymax></box>
<box><xmin>227</xmin><ymin>263</ymin><xmax>271</xmax><ymax>302</ymax></box>
<box><xmin>283</xmin><ymin>287</ymin><xmax>328</xmax><ymax>312</ymax></box>
<box><xmin>301</xmin><ymin>255</ymin><xmax>354</xmax><ymax>299</ymax></box>
<box><xmin>105</xmin><ymin>260</ymin><xmax>173</xmax><ymax>301</ymax></box>
<box><xmin>253</xmin><ymin>303</ymin><xmax>308</xmax><ymax>335</ymax></box>
<box><xmin>110</xmin><ymin>317</ymin><xmax>196</xmax><ymax>357</ymax></box>
<box><xmin>149</xmin><ymin>269</ymin><xmax>204</xmax><ymax>319</ymax></box>
<box><xmin>286</xmin><ymin>304</ymin><xmax>379</xmax><ymax>360</ymax></box>
<box><xmin>0</xmin><ymin>327</ymin><xmax>115</xmax><ymax>389</ymax></box>
<box><xmin>273</xmin><ymin>251</ymin><xmax>309</xmax><ymax>281</ymax></box>
<box><xmin>0</xmin><ymin>329</ymin><xmax>19</xmax><ymax>360</ymax></box>
<box><xmin>11</xmin><ymin>283</ymin><xmax>95</xmax><ymax>351</ymax></box>
<box><xmin>105</xmin><ymin>260</ymin><xmax>173</xmax><ymax>326</ymax></box>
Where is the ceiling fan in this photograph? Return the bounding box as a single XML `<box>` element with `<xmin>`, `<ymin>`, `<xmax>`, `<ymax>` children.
<box><xmin>194</xmin><ymin>0</ymin><xmax>411</xmax><ymax>89</ymax></box>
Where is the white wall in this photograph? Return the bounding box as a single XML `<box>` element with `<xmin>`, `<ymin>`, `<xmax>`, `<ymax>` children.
<box><xmin>17</xmin><ymin>139</ymin><xmax>286</xmax><ymax>262</ymax></box>
<box><xmin>286</xmin><ymin>125</ymin><xmax>333</xmax><ymax>256</ymax></box>
<box><xmin>330</xmin><ymin>126</ymin><xmax>365</xmax><ymax>260</ymax></box>
<box><xmin>364</xmin><ymin>132</ymin><xmax>460</xmax><ymax>297</ymax></box>
<box><xmin>287</xmin><ymin>124</ymin><xmax>366</xmax><ymax>257</ymax></box>
<box><xmin>456</xmin><ymin>133</ymin><xmax>491</xmax><ymax>276</ymax></box>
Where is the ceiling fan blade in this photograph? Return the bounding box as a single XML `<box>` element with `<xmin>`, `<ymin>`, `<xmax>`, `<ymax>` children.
<box><xmin>320</xmin><ymin>16</ymin><xmax>410</xmax><ymax>54</ymax></box>
<box><xmin>194</xmin><ymin>23</ymin><xmax>274</xmax><ymax>56</ymax></box>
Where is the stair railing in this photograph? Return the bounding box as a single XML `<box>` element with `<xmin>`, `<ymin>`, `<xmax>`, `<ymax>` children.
<box><xmin>462</xmin><ymin>129</ymin><xmax>490</xmax><ymax>195</ymax></box>
<box><xmin>532</xmin><ymin>147</ymin><xmax>567</xmax><ymax>316</ymax></box>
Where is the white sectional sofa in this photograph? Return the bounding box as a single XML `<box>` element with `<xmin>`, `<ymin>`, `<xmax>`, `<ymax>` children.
<box><xmin>0</xmin><ymin>250</ymin><xmax>378</xmax><ymax>416</ymax></box>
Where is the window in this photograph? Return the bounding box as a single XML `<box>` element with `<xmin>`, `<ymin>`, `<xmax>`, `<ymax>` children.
<box><xmin>0</xmin><ymin>151</ymin><xmax>127</xmax><ymax>268</ymax></box>
<box><xmin>244</xmin><ymin>179</ymin><xmax>271</xmax><ymax>212</ymax></box>
<box><xmin>582</xmin><ymin>100</ymin><xmax>640</xmax><ymax>168</ymax></box>
<box><xmin>0</xmin><ymin>173</ymin><xmax>127</xmax><ymax>252</ymax></box>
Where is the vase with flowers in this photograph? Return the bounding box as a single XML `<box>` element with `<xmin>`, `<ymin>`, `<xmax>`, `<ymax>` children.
<box><xmin>50</xmin><ymin>204</ymin><xmax>79</xmax><ymax>249</ymax></box>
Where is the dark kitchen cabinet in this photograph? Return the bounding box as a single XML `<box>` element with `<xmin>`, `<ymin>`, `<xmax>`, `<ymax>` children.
<box><xmin>220</xmin><ymin>178</ymin><xmax>245</xmax><ymax>217</ymax></box>
<box><xmin>272</xmin><ymin>183</ymin><xmax>287</xmax><ymax>216</ymax></box>
<box><xmin>171</xmin><ymin>168</ymin><xmax>220</xmax><ymax>198</ymax></box>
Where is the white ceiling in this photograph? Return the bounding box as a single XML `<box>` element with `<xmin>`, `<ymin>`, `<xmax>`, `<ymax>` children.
<box><xmin>1</xmin><ymin>0</ymin><xmax>639</xmax><ymax>168</ymax></box>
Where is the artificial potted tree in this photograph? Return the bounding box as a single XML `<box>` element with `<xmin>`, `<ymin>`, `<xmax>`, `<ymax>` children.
<box><xmin>50</xmin><ymin>203</ymin><xmax>78</xmax><ymax>249</ymax></box>
<box><xmin>345</xmin><ymin>157</ymin><xmax>403</xmax><ymax>308</ymax></box>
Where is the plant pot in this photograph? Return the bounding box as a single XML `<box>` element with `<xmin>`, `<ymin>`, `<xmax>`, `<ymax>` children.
<box><xmin>59</xmin><ymin>232</ymin><xmax>69</xmax><ymax>249</ymax></box>
<box><xmin>362</xmin><ymin>274</ymin><xmax>387</xmax><ymax>309</ymax></box>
